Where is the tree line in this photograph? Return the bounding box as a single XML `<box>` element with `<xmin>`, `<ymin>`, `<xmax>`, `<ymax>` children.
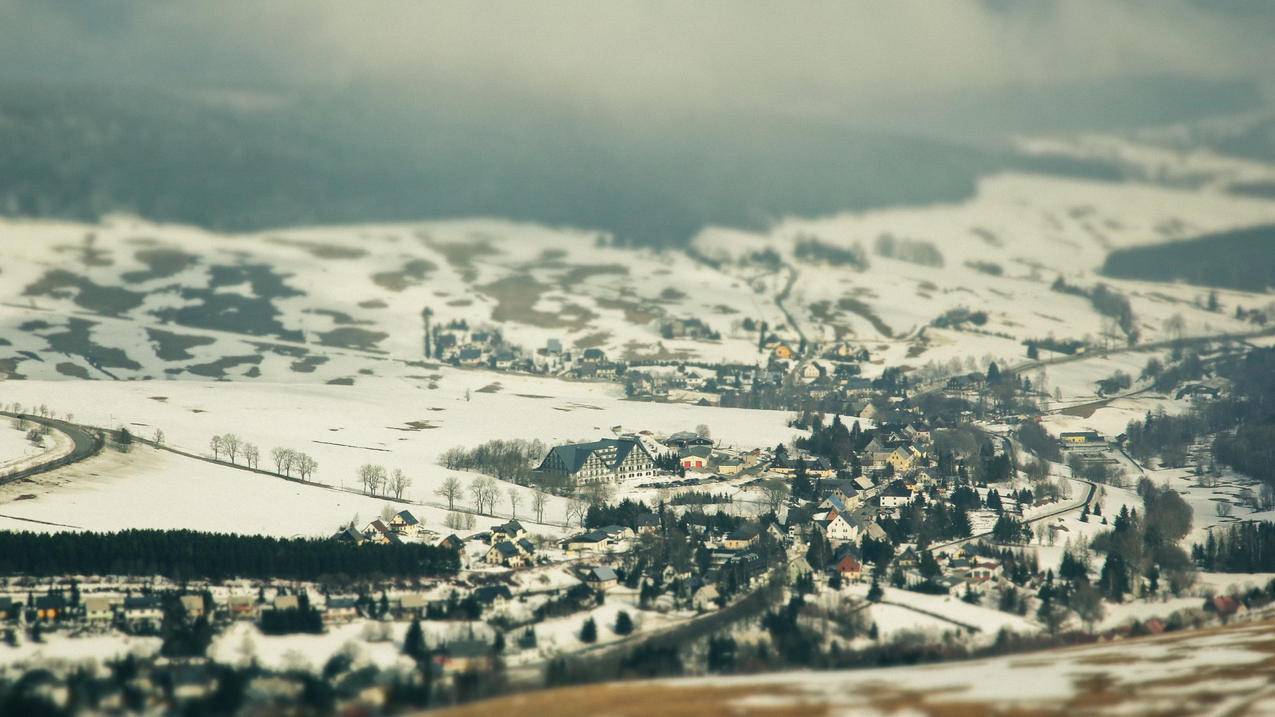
<box><xmin>0</xmin><ymin>530</ymin><xmax>458</xmax><ymax>581</ymax></box>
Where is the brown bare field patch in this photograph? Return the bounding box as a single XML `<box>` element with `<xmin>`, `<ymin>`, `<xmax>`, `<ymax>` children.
<box><xmin>424</xmin><ymin>235</ymin><xmax>500</xmax><ymax>282</ymax></box>
<box><xmin>265</xmin><ymin>237</ymin><xmax>368</xmax><ymax>260</ymax></box>
<box><xmin>479</xmin><ymin>274</ymin><xmax>596</xmax><ymax>330</ymax></box>
<box><xmin>1059</xmin><ymin>398</ymin><xmax>1111</xmax><ymax>418</ymax></box>
<box><xmin>573</xmin><ymin>331</ymin><xmax>611</xmax><ymax>349</ymax></box>
<box><xmin>596</xmin><ymin>296</ymin><xmax>663</xmax><ymax>325</ymax></box>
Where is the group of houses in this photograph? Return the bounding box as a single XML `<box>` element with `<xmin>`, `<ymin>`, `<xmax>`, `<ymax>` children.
<box><xmin>478</xmin><ymin>519</ymin><xmax>538</xmax><ymax>568</ymax></box>
<box><xmin>332</xmin><ymin>509</ymin><xmax>430</xmax><ymax>546</ymax></box>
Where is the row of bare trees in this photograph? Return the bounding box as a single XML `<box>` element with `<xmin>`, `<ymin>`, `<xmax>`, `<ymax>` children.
<box><xmin>433</xmin><ymin>474</ymin><xmax>552</xmax><ymax>523</ymax></box>
<box><xmin>268</xmin><ymin>446</ymin><xmax>318</xmax><ymax>480</ymax></box>
<box><xmin>209</xmin><ymin>433</ymin><xmax>261</xmax><ymax>469</ymax></box>
<box><xmin>357</xmin><ymin>464</ymin><xmax>413</xmax><ymax>499</ymax></box>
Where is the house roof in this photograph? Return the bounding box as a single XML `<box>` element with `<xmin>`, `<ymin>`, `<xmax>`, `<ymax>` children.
<box><xmin>444</xmin><ymin>639</ymin><xmax>492</xmax><ymax>658</ymax></box>
<box><xmin>568</xmin><ymin>530</ymin><xmax>610</xmax><ymax>544</ymax></box>
<box><xmin>35</xmin><ymin>594</ymin><xmax>66</xmax><ymax>609</ymax></box>
<box><xmin>882</xmin><ymin>481</ymin><xmax>912</xmax><ymax>497</ymax></box>
<box><xmin>680</xmin><ymin>445</ymin><xmax>713</xmax><ymax>459</ymax></box>
<box><xmin>586</xmin><ymin>566</ymin><xmax>618</xmax><ymax>582</ymax></box>
<box><xmin>473</xmin><ymin>585</ymin><xmax>512</xmax><ymax>604</ymax></box>
<box><xmin>494</xmin><ymin>519</ymin><xmax>525</xmax><ymax>535</ymax></box>
<box><xmin>540</xmin><ymin>438</ymin><xmax>652</xmax><ymax>474</ymax></box>
<box><xmin>490</xmin><ymin>541</ymin><xmax>521</xmax><ymax>558</ymax></box>
<box><xmin>124</xmin><ymin>595</ymin><xmax>161</xmax><ymax>610</ymax></box>
<box><xmin>395</xmin><ymin>510</ymin><xmax>420</xmax><ymax>525</ymax></box>
<box><xmin>333</xmin><ymin>526</ymin><xmax>363</xmax><ymax>542</ymax></box>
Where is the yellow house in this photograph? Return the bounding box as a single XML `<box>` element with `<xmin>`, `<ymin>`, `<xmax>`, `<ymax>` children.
<box><xmin>1060</xmin><ymin>431</ymin><xmax>1104</xmax><ymax>446</ymax></box>
<box><xmin>887</xmin><ymin>446</ymin><xmax>921</xmax><ymax>473</ymax></box>
<box><xmin>772</xmin><ymin>344</ymin><xmax>795</xmax><ymax>360</ymax></box>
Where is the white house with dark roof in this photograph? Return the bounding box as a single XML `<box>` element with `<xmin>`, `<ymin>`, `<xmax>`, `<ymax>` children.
<box><xmin>583</xmin><ymin>566</ymin><xmax>618</xmax><ymax>591</ymax></box>
<box><xmin>390</xmin><ymin>510</ymin><xmax>423</xmax><ymax>536</ymax></box>
<box><xmin>535</xmin><ymin>437</ymin><xmax>659</xmax><ymax>486</ymax></box>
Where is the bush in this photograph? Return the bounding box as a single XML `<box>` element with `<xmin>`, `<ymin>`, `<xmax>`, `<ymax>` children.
<box><xmin>614</xmin><ymin>611</ymin><xmax>634</xmax><ymax>636</ymax></box>
<box><xmin>579</xmin><ymin>617</ymin><xmax>598</xmax><ymax>643</ymax></box>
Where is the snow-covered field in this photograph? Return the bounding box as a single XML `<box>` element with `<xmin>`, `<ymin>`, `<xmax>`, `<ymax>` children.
<box><xmin>0</xmin><ymin>422</ymin><xmax>62</xmax><ymax>475</ymax></box>
<box><xmin>845</xmin><ymin>584</ymin><xmax>1038</xmax><ymax>640</ymax></box>
<box><xmin>0</xmin><ymin>632</ymin><xmax>161</xmax><ymax>673</ymax></box>
<box><xmin>0</xmin><ymin>372</ymin><xmax>799</xmax><ymax>536</ymax></box>
<box><xmin>1</xmin><ymin>173</ymin><xmax>1272</xmax><ymax>386</ymax></box>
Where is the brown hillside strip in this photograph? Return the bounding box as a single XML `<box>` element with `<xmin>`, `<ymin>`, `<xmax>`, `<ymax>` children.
<box><xmin>428</xmin><ymin>684</ymin><xmax>832</xmax><ymax>717</ymax></box>
<box><xmin>427</xmin><ymin>619</ymin><xmax>1275</xmax><ymax>717</ymax></box>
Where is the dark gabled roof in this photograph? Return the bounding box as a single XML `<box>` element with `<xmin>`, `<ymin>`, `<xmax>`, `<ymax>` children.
<box><xmin>395</xmin><ymin>510</ymin><xmax>420</xmax><ymax>525</ymax></box>
<box><xmin>785</xmin><ymin>506</ymin><xmax>813</xmax><ymax>525</ymax></box>
<box><xmin>327</xmin><ymin>597</ymin><xmax>359</xmax><ymax>609</ymax></box>
<box><xmin>516</xmin><ymin>538</ymin><xmax>535</xmax><ymax>553</ymax></box>
<box><xmin>439</xmin><ymin>534</ymin><xmax>464</xmax><ymax>549</ymax></box>
<box><xmin>491</xmin><ymin>541</ymin><xmax>520</xmax><ymax>558</ymax></box>
<box><xmin>124</xmin><ymin>595</ymin><xmax>161</xmax><ymax>610</ymax></box>
<box><xmin>586</xmin><ymin>566</ymin><xmax>618</xmax><ymax>582</ymax></box>
<box><xmin>882</xmin><ymin>481</ymin><xmax>912</xmax><ymax>497</ymax></box>
<box><xmin>444</xmin><ymin>639</ymin><xmax>492</xmax><ymax>658</ymax></box>
<box><xmin>821</xmin><ymin>478</ymin><xmax>859</xmax><ymax>495</ymax></box>
<box><xmin>833</xmin><ymin>542</ymin><xmax>861</xmax><ymax>561</ymax></box>
<box><xmin>539</xmin><ymin>438</ymin><xmax>651</xmax><ymax>474</ymax></box>
<box><xmin>726</xmin><ymin>526</ymin><xmax>758</xmax><ymax>541</ymax></box>
<box><xmin>457</xmin><ymin>347</ymin><xmax>483</xmax><ymax>360</ymax></box>
<box><xmin>582</xmin><ymin>347</ymin><xmax>606</xmax><ymax>359</ymax></box>
<box><xmin>332</xmin><ymin>526</ymin><xmax>362</xmax><ymax>542</ymax></box>
<box><xmin>35</xmin><ymin>594</ymin><xmax>66</xmax><ymax>609</ymax></box>
<box><xmin>569</xmin><ymin>530</ymin><xmax>609</xmax><ymax>544</ymax></box>
<box><xmin>473</xmin><ymin>585</ymin><xmax>513</xmax><ymax>604</ymax></box>
<box><xmin>680</xmin><ymin>445</ymin><xmax>712</xmax><ymax>458</ymax></box>
<box><xmin>494</xmin><ymin>519</ymin><xmax>525</xmax><ymax>535</ymax></box>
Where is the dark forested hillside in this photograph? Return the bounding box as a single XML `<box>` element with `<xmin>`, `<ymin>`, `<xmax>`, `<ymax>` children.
<box><xmin>0</xmin><ymin>81</ymin><xmax>1122</xmax><ymax>245</ymax></box>
<box><xmin>1101</xmin><ymin>226</ymin><xmax>1275</xmax><ymax>292</ymax></box>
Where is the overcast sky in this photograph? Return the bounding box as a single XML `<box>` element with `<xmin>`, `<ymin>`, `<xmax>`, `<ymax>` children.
<box><xmin>2</xmin><ymin>0</ymin><xmax>1271</xmax><ymax>123</ymax></box>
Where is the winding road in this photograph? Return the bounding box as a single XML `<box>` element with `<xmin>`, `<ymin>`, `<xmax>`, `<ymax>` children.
<box><xmin>0</xmin><ymin>412</ymin><xmax>104</xmax><ymax>486</ymax></box>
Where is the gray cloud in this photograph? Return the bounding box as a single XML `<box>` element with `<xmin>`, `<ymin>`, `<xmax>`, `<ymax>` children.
<box><xmin>2</xmin><ymin>0</ymin><xmax>1270</xmax><ymax>120</ymax></box>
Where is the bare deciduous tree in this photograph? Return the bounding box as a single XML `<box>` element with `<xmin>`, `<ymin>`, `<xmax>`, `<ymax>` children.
<box><xmin>444</xmin><ymin>511</ymin><xmax>476</xmax><ymax>531</ymax></box>
<box><xmin>295</xmin><ymin>453</ymin><xmax>317</xmax><ymax>480</ymax></box>
<box><xmin>359</xmin><ymin>464</ymin><xmax>387</xmax><ymax>495</ymax></box>
<box><xmin>469</xmin><ymin>476</ymin><xmax>499</xmax><ymax>514</ymax></box>
<box><xmin>243</xmin><ymin>443</ymin><xmax>259</xmax><ymax>469</ymax></box>
<box><xmin>222</xmin><ymin>434</ymin><xmax>242</xmax><ymax>464</ymax></box>
<box><xmin>153</xmin><ymin>428</ymin><xmax>165</xmax><ymax>445</ymax></box>
<box><xmin>271</xmin><ymin>447</ymin><xmax>289</xmax><ymax>473</ymax></box>
<box><xmin>565</xmin><ymin>498</ymin><xmax>588</xmax><ymax>528</ymax></box>
<box><xmin>532</xmin><ymin>491</ymin><xmax>548</xmax><ymax>523</ymax></box>
<box><xmin>584</xmin><ymin>481</ymin><xmax>614</xmax><ymax>506</ymax></box>
<box><xmin>759</xmin><ymin>479</ymin><xmax>789</xmax><ymax>514</ymax></box>
<box><xmin>508</xmin><ymin>488</ymin><xmax>522</xmax><ymax>518</ymax></box>
<box><xmin>210</xmin><ymin>435</ymin><xmax>224</xmax><ymax>461</ymax></box>
<box><xmin>436</xmin><ymin>476</ymin><xmax>463</xmax><ymax>510</ymax></box>
<box><xmin>389</xmin><ymin>469</ymin><xmax>412</xmax><ymax>499</ymax></box>
<box><xmin>1216</xmin><ymin>501</ymin><xmax>1234</xmax><ymax>518</ymax></box>
<box><xmin>380</xmin><ymin>504</ymin><xmax>398</xmax><ymax>522</ymax></box>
